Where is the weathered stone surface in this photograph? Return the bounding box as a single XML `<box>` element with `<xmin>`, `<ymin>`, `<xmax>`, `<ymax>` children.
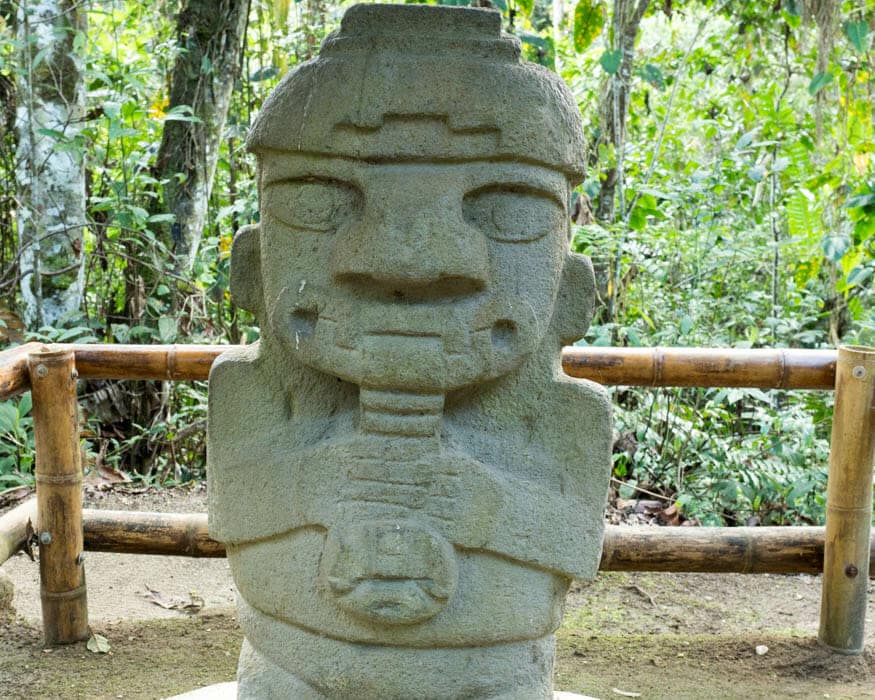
<box><xmin>169</xmin><ymin>683</ymin><xmax>598</xmax><ymax>700</ymax></box>
<box><xmin>208</xmin><ymin>4</ymin><xmax>611</xmax><ymax>698</ymax></box>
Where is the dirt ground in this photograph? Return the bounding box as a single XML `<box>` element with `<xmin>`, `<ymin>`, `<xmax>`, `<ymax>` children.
<box><xmin>1</xmin><ymin>485</ymin><xmax>873</xmax><ymax>699</ymax></box>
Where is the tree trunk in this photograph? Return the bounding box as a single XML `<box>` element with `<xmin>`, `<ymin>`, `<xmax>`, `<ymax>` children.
<box><xmin>153</xmin><ymin>0</ymin><xmax>249</xmax><ymax>272</ymax></box>
<box><xmin>15</xmin><ymin>0</ymin><xmax>86</xmax><ymax>329</ymax></box>
<box><xmin>592</xmin><ymin>0</ymin><xmax>651</xmax><ymax>225</ymax></box>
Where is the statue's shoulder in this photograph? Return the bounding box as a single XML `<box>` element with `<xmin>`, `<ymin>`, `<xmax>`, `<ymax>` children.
<box><xmin>208</xmin><ymin>343</ymin><xmax>279</xmax><ymax>428</ymax></box>
<box><xmin>209</xmin><ymin>343</ymin><xmax>261</xmax><ymax>385</ymax></box>
<box><xmin>544</xmin><ymin>372</ymin><xmax>612</xmax><ymax>454</ymax></box>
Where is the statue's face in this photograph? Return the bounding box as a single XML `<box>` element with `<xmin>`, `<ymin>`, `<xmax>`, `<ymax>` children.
<box><xmin>258</xmin><ymin>152</ymin><xmax>570</xmax><ymax>392</ymax></box>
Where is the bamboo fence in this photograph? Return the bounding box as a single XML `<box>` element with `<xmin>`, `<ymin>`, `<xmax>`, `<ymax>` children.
<box><xmin>0</xmin><ymin>342</ymin><xmax>871</xmax><ymax>654</ymax></box>
<box><xmin>818</xmin><ymin>346</ymin><xmax>875</xmax><ymax>654</ymax></box>
<box><xmin>27</xmin><ymin>348</ymin><xmax>89</xmax><ymax>644</ymax></box>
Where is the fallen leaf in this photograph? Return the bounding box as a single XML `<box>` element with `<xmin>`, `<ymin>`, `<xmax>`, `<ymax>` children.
<box><xmin>141</xmin><ymin>586</ymin><xmax>204</xmax><ymax>614</ymax></box>
<box><xmin>87</xmin><ymin>632</ymin><xmax>111</xmax><ymax>654</ymax></box>
<box><xmin>612</xmin><ymin>689</ymin><xmax>642</xmax><ymax>698</ymax></box>
<box><xmin>141</xmin><ymin>586</ymin><xmax>175</xmax><ymax>610</ymax></box>
<box><xmin>658</xmin><ymin>503</ymin><xmax>682</xmax><ymax>526</ymax></box>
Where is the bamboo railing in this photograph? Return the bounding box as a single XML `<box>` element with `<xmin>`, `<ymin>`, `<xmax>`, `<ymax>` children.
<box><xmin>0</xmin><ymin>343</ymin><xmax>839</xmax><ymax>394</ymax></box>
<box><xmin>0</xmin><ymin>342</ymin><xmax>871</xmax><ymax>655</ymax></box>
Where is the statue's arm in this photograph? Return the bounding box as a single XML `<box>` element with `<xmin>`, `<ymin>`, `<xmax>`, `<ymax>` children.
<box><xmin>442</xmin><ymin>378</ymin><xmax>612</xmax><ymax>579</ymax></box>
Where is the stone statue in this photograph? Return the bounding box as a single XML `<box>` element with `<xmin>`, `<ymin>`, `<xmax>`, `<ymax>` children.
<box><xmin>208</xmin><ymin>5</ymin><xmax>611</xmax><ymax>698</ymax></box>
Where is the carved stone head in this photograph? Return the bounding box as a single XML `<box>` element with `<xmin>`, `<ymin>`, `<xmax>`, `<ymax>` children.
<box><xmin>231</xmin><ymin>4</ymin><xmax>595</xmax><ymax>393</ymax></box>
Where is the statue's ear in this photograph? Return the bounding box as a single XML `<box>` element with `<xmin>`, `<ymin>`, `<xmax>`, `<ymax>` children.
<box><xmin>550</xmin><ymin>252</ymin><xmax>596</xmax><ymax>346</ymax></box>
<box><xmin>230</xmin><ymin>224</ymin><xmax>262</xmax><ymax>315</ymax></box>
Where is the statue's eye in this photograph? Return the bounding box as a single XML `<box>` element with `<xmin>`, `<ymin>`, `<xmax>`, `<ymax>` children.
<box><xmin>264</xmin><ymin>178</ymin><xmax>362</xmax><ymax>232</ymax></box>
<box><xmin>462</xmin><ymin>187</ymin><xmax>563</xmax><ymax>242</ymax></box>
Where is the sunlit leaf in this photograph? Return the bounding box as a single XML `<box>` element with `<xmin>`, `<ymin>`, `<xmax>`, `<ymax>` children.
<box><xmin>573</xmin><ymin>0</ymin><xmax>603</xmax><ymax>53</ymax></box>
<box><xmin>516</xmin><ymin>0</ymin><xmax>534</xmax><ymax>17</ymax></box>
<box><xmin>844</xmin><ymin>266</ymin><xmax>872</xmax><ymax>289</ymax></box>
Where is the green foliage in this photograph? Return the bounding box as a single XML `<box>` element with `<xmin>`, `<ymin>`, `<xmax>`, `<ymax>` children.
<box><xmin>573</xmin><ymin>0</ymin><xmax>604</xmax><ymax>52</ymax></box>
<box><xmin>599</xmin><ymin>48</ymin><xmax>623</xmax><ymax>74</ymax></box>
<box><xmin>0</xmin><ymin>393</ymin><xmax>34</xmax><ymax>488</ymax></box>
<box><xmin>565</xmin><ymin>1</ymin><xmax>874</xmax><ymax>524</ymax></box>
<box><xmin>843</xmin><ymin>19</ymin><xmax>870</xmax><ymax>53</ymax></box>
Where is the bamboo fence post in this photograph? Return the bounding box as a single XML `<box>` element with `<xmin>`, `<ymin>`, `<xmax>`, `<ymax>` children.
<box><xmin>819</xmin><ymin>345</ymin><xmax>875</xmax><ymax>654</ymax></box>
<box><xmin>28</xmin><ymin>348</ymin><xmax>88</xmax><ymax>645</ymax></box>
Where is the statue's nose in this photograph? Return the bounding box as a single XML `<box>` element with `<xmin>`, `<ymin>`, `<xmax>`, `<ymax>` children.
<box><xmin>330</xmin><ymin>205</ymin><xmax>488</xmax><ymax>300</ymax></box>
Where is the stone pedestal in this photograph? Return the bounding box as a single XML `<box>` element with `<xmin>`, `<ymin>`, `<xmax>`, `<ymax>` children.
<box><xmin>169</xmin><ymin>685</ymin><xmax>597</xmax><ymax>700</ymax></box>
<box><xmin>207</xmin><ymin>4</ymin><xmax>611</xmax><ymax>698</ymax></box>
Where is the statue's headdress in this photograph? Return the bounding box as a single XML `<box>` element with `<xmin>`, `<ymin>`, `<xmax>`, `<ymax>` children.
<box><xmin>247</xmin><ymin>4</ymin><xmax>586</xmax><ymax>181</ymax></box>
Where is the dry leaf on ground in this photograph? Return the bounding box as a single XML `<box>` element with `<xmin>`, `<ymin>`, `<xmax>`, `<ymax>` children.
<box><xmin>86</xmin><ymin>632</ymin><xmax>111</xmax><ymax>654</ymax></box>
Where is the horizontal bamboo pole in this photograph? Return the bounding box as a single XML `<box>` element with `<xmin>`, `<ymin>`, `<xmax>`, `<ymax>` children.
<box><xmin>63</xmin><ymin>343</ymin><xmax>224</xmax><ymax>381</ymax></box>
<box><xmin>0</xmin><ymin>342</ymin><xmax>43</xmax><ymax>401</ymax></box>
<box><xmin>79</xmin><ymin>509</ymin><xmax>875</xmax><ymax>576</ymax></box>
<box><xmin>819</xmin><ymin>345</ymin><xmax>875</xmax><ymax>654</ymax></box>
<box><xmin>82</xmin><ymin>509</ymin><xmax>225</xmax><ymax>557</ymax></box>
<box><xmin>563</xmin><ymin>346</ymin><xmax>837</xmax><ymax>390</ymax></box>
<box><xmin>29</xmin><ymin>348</ymin><xmax>89</xmax><ymax>644</ymax></box>
<box><xmin>599</xmin><ymin>525</ymin><xmax>870</xmax><ymax>575</ymax></box>
<box><xmin>0</xmin><ymin>496</ymin><xmax>37</xmax><ymax>565</ymax></box>
<box><xmin>0</xmin><ymin>345</ymin><xmax>842</xmax><ymax>390</ymax></box>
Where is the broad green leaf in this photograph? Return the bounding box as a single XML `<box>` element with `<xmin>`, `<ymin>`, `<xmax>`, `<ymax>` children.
<box><xmin>148</xmin><ymin>213</ymin><xmax>176</xmax><ymax>223</ymax></box>
<box><xmin>747</xmin><ymin>165</ymin><xmax>765</xmax><ymax>182</ymax></box>
<box><xmin>158</xmin><ymin>316</ymin><xmax>178</xmax><ymax>343</ymax></box>
<box><xmin>36</xmin><ymin>128</ymin><xmax>67</xmax><ymax>140</ymax></box>
<box><xmin>808</xmin><ymin>72</ymin><xmax>833</xmax><ymax>96</ymax></box>
<box><xmin>56</xmin><ymin>327</ymin><xmax>93</xmax><ymax>342</ymax></box>
<box><xmin>573</xmin><ymin>0</ymin><xmax>603</xmax><ymax>53</ymax></box>
<box><xmin>0</xmin><ymin>404</ymin><xmax>17</xmax><ymax>434</ymax></box>
<box><xmin>519</xmin><ymin>31</ymin><xmax>546</xmax><ymax>49</ymax></box>
<box><xmin>844</xmin><ymin>266</ymin><xmax>872</xmax><ymax>288</ymax></box>
<box><xmin>639</xmin><ymin>63</ymin><xmax>665</xmax><ymax>89</ymax></box>
<box><xmin>820</xmin><ymin>233</ymin><xmax>851</xmax><ymax>263</ymax></box>
<box><xmin>625</xmin><ymin>327</ymin><xmax>642</xmax><ymax>346</ymax></box>
<box><xmin>516</xmin><ymin>0</ymin><xmax>534</xmax><ymax>17</ymax></box>
<box><xmin>844</xmin><ymin>20</ymin><xmax>870</xmax><ymax>53</ymax></box>
<box><xmin>599</xmin><ymin>49</ymin><xmax>623</xmax><ymax>75</ymax></box>
<box><xmin>854</xmin><ymin>215</ymin><xmax>875</xmax><ymax>243</ymax></box>
<box><xmin>629</xmin><ymin>206</ymin><xmax>647</xmax><ymax>230</ymax></box>
<box><xmin>786</xmin><ymin>190</ymin><xmax>820</xmax><ymax>242</ymax></box>
<box><xmin>735</xmin><ymin>129</ymin><xmax>757</xmax><ymax>151</ymax></box>
<box><xmin>129</xmin><ymin>206</ymin><xmax>150</xmax><ymax>224</ymax></box>
<box><xmin>843</xmin><ymin>193</ymin><xmax>875</xmax><ymax>209</ymax></box>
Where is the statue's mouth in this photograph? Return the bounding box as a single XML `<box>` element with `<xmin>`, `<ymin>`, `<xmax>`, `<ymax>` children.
<box><xmin>272</xmin><ymin>283</ymin><xmax>537</xmax><ymax>390</ymax></box>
